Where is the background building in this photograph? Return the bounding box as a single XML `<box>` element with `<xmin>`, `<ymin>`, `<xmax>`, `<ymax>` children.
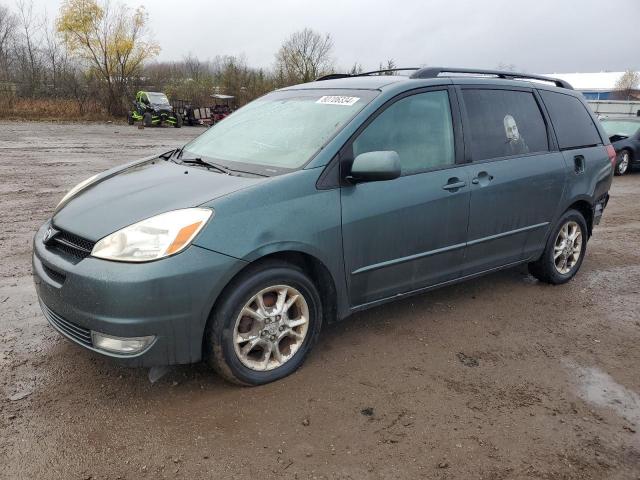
<box><xmin>545</xmin><ymin>72</ymin><xmax>640</xmax><ymax>100</ymax></box>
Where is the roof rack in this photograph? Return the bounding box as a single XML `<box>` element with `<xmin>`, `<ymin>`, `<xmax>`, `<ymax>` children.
<box><xmin>409</xmin><ymin>67</ymin><xmax>573</xmax><ymax>89</ymax></box>
<box><xmin>315</xmin><ymin>73</ymin><xmax>352</xmax><ymax>81</ymax></box>
<box><xmin>316</xmin><ymin>68</ymin><xmax>420</xmax><ymax>81</ymax></box>
<box><xmin>357</xmin><ymin>67</ymin><xmax>420</xmax><ymax>76</ymax></box>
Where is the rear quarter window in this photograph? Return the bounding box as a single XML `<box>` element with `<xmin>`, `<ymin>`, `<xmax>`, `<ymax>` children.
<box><xmin>539</xmin><ymin>90</ymin><xmax>602</xmax><ymax>150</ymax></box>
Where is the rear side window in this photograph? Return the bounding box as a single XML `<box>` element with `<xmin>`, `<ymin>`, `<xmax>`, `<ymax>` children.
<box><xmin>353</xmin><ymin>90</ymin><xmax>455</xmax><ymax>175</ymax></box>
<box><xmin>462</xmin><ymin>89</ymin><xmax>549</xmax><ymax>161</ymax></box>
<box><xmin>539</xmin><ymin>90</ymin><xmax>602</xmax><ymax>150</ymax></box>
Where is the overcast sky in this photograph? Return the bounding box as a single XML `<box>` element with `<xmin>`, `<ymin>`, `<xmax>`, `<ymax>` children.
<box><xmin>29</xmin><ymin>0</ymin><xmax>640</xmax><ymax>73</ymax></box>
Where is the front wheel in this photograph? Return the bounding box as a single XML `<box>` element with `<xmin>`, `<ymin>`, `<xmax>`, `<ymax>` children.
<box><xmin>143</xmin><ymin>112</ymin><xmax>153</xmax><ymax>127</ymax></box>
<box><xmin>174</xmin><ymin>113</ymin><xmax>182</xmax><ymax>128</ymax></box>
<box><xmin>528</xmin><ymin>209</ymin><xmax>588</xmax><ymax>284</ymax></box>
<box><xmin>206</xmin><ymin>261</ymin><xmax>323</xmax><ymax>385</ymax></box>
<box><xmin>127</xmin><ymin>112</ymin><xmax>134</xmax><ymax>125</ymax></box>
<box><xmin>615</xmin><ymin>150</ymin><xmax>630</xmax><ymax>176</ymax></box>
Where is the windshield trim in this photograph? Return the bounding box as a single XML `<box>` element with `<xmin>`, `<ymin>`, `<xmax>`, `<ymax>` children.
<box><xmin>180</xmin><ymin>88</ymin><xmax>378</xmax><ymax>176</ymax></box>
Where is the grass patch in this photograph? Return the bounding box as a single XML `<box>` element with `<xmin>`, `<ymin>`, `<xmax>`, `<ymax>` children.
<box><xmin>0</xmin><ymin>98</ymin><xmax>114</xmax><ymax>122</ymax></box>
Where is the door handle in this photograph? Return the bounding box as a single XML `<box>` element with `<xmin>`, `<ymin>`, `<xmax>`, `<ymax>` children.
<box><xmin>442</xmin><ymin>179</ymin><xmax>466</xmax><ymax>191</ymax></box>
<box><xmin>472</xmin><ymin>171</ymin><xmax>494</xmax><ymax>185</ymax></box>
<box><xmin>574</xmin><ymin>155</ymin><xmax>585</xmax><ymax>174</ymax></box>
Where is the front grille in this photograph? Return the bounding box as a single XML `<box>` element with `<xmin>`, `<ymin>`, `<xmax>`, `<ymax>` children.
<box><xmin>40</xmin><ymin>301</ymin><xmax>92</xmax><ymax>347</ymax></box>
<box><xmin>48</xmin><ymin>228</ymin><xmax>95</xmax><ymax>260</ymax></box>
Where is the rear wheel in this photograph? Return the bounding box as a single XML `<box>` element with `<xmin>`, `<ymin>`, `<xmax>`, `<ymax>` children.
<box><xmin>206</xmin><ymin>261</ymin><xmax>322</xmax><ymax>385</ymax></box>
<box><xmin>127</xmin><ymin>112</ymin><xmax>134</xmax><ymax>125</ymax></box>
<box><xmin>174</xmin><ymin>113</ymin><xmax>182</xmax><ymax>128</ymax></box>
<box><xmin>143</xmin><ymin>112</ymin><xmax>152</xmax><ymax>127</ymax></box>
<box><xmin>528</xmin><ymin>209</ymin><xmax>588</xmax><ymax>284</ymax></box>
<box><xmin>615</xmin><ymin>150</ymin><xmax>630</xmax><ymax>176</ymax></box>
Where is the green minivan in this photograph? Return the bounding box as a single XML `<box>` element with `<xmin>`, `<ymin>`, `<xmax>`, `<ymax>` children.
<box><xmin>33</xmin><ymin>68</ymin><xmax>614</xmax><ymax>385</ymax></box>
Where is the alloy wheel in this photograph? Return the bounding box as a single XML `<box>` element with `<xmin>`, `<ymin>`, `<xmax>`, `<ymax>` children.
<box><xmin>553</xmin><ymin>221</ymin><xmax>583</xmax><ymax>275</ymax></box>
<box><xmin>233</xmin><ymin>285</ymin><xmax>309</xmax><ymax>371</ymax></box>
<box><xmin>617</xmin><ymin>151</ymin><xmax>629</xmax><ymax>175</ymax></box>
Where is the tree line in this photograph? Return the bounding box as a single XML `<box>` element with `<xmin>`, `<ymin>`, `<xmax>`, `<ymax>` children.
<box><xmin>0</xmin><ymin>0</ymin><xmax>365</xmax><ymax>118</ymax></box>
<box><xmin>3</xmin><ymin>0</ymin><xmax>635</xmax><ymax>120</ymax></box>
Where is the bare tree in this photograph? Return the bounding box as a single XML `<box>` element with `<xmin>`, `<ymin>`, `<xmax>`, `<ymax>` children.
<box><xmin>183</xmin><ymin>53</ymin><xmax>207</xmax><ymax>82</ymax></box>
<box><xmin>275</xmin><ymin>28</ymin><xmax>334</xmax><ymax>85</ymax></box>
<box><xmin>613</xmin><ymin>70</ymin><xmax>640</xmax><ymax>100</ymax></box>
<box><xmin>378</xmin><ymin>58</ymin><xmax>396</xmax><ymax>75</ymax></box>
<box><xmin>496</xmin><ymin>63</ymin><xmax>518</xmax><ymax>72</ymax></box>
<box><xmin>0</xmin><ymin>4</ymin><xmax>16</xmax><ymax>80</ymax></box>
<box><xmin>14</xmin><ymin>0</ymin><xmax>44</xmax><ymax>96</ymax></box>
<box><xmin>349</xmin><ymin>62</ymin><xmax>363</xmax><ymax>75</ymax></box>
<box><xmin>42</xmin><ymin>11</ymin><xmax>72</xmax><ymax>97</ymax></box>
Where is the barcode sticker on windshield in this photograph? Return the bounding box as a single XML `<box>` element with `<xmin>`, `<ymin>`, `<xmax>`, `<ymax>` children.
<box><xmin>316</xmin><ymin>96</ymin><xmax>360</xmax><ymax>106</ymax></box>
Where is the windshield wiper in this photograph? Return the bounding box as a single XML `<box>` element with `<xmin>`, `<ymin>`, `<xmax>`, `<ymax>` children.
<box><xmin>180</xmin><ymin>157</ymin><xmax>231</xmax><ymax>175</ymax></box>
<box><xmin>179</xmin><ymin>151</ymin><xmax>270</xmax><ymax>177</ymax></box>
<box><xmin>159</xmin><ymin>148</ymin><xmax>178</xmax><ymax>160</ymax></box>
<box><xmin>174</xmin><ymin>145</ymin><xmax>185</xmax><ymax>159</ymax></box>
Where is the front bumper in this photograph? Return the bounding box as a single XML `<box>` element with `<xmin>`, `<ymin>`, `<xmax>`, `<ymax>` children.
<box><xmin>32</xmin><ymin>221</ymin><xmax>245</xmax><ymax>367</ymax></box>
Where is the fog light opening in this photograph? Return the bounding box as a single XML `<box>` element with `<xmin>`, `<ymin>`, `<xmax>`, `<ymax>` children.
<box><xmin>91</xmin><ymin>331</ymin><xmax>156</xmax><ymax>355</ymax></box>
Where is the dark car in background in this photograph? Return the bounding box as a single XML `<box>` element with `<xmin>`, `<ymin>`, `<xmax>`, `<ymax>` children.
<box><xmin>34</xmin><ymin>68</ymin><xmax>614</xmax><ymax>385</ymax></box>
<box><xmin>600</xmin><ymin>118</ymin><xmax>640</xmax><ymax>175</ymax></box>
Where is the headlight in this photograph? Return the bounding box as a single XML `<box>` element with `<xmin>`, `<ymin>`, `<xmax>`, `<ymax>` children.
<box><xmin>91</xmin><ymin>208</ymin><xmax>213</xmax><ymax>262</ymax></box>
<box><xmin>56</xmin><ymin>174</ymin><xmax>99</xmax><ymax>210</ymax></box>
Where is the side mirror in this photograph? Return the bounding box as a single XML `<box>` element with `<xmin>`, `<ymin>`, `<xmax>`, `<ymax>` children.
<box><xmin>347</xmin><ymin>151</ymin><xmax>401</xmax><ymax>183</ymax></box>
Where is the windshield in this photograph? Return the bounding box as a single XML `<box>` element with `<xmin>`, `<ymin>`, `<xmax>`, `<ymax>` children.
<box><xmin>601</xmin><ymin>120</ymin><xmax>640</xmax><ymax>137</ymax></box>
<box><xmin>182</xmin><ymin>89</ymin><xmax>376</xmax><ymax>173</ymax></box>
<box><xmin>147</xmin><ymin>92</ymin><xmax>170</xmax><ymax>105</ymax></box>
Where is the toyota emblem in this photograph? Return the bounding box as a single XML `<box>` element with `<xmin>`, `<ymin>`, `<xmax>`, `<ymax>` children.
<box><xmin>43</xmin><ymin>227</ymin><xmax>53</xmax><ymax>243</ymax></box>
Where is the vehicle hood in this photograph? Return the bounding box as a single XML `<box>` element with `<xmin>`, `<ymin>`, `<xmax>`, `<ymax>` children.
<box><xmin>53</xmin><ymin>158</ymin><xmax>266</xmax><ymax>242</ymax></box>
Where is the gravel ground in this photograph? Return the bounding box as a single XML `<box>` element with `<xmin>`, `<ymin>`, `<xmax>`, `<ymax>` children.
<box><xmin>1</xmin><ymin>121</ymin><xmax>639</xmax><ymax>480</ymax></box>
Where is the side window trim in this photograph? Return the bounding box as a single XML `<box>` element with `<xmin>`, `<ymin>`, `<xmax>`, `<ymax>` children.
<box><xmin>457</xmin><ymin>85</ymin><xmax>552</xmax><ymax>163</ymax></box>
<box><xmin>532</xmin><ymin>89</ymin><xmax>559</xmax><ymax>152</ymax></box>
<box><xmin>342</xmin><ymin>86</ymin><xmax>463</xmax><ymax>178</ymax></box>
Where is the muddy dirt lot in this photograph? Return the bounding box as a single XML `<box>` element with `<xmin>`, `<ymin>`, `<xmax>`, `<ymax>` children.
<box><xmin>1</xmin><ymin>121</ymin><xmax>639</xmax><ymax>479</ymax></box>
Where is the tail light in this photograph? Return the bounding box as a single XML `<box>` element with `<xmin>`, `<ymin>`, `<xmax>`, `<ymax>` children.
<box><xmin>606</xmin><ymin>145</ymin><xmax>617</xmax><ymax>169</ymax></box>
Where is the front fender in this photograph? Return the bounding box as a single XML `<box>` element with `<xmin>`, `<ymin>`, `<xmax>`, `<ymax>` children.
<box><xmin>242</xmin><ymin>240</ymin><xmax>333</xmax><ymax>265</ymax></box>
<box><xmin>194</xmin><ymin>168</ymin><xmax>350</xmax><ymax>319</ymax></box>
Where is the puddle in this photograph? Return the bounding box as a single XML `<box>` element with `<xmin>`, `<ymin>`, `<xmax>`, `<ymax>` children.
<box><xmin>566</xmin><ymin>360</ymin><xmax>640</xmax><ymax>428</ymax></box>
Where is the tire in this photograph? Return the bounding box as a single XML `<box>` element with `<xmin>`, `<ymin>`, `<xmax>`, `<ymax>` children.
<box><xmin>143</xmin><ymin>112</ymin><xmax>152</xmax><ymax>127</ymax></box>
<box><xmin>127</xmin><ymin>112</ymin><xmax>134</xmax><ymax>125</ymax></box>
<box><xmin>205</xmin><ymin>261</ymin><xmax>323</xmax><ymax>386</ymax></box>
<box><xmin>174</xmin><ymin>113</ymin><xmax>182</xmax><ymax>128</ymax></box>
<box><xmin>614</xmin><ymin>150</ymin><xmax>630</xmax><ymax>176</ymax></box>
<box><xmin>528</xmin><ymin>209</ymin><xmax>588</xmax><ymax>285</ymax></box>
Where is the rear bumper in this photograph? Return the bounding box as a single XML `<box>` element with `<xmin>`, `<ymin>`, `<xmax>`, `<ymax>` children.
<box><xmin>32</xmin><ymin>221</ymin><xmax>245</xmax><ymax>367</ymax></box>
<box><xmin>593</xmin><ymin>193</ymin><xmax>609</xmax><ymax>226</ymax></box>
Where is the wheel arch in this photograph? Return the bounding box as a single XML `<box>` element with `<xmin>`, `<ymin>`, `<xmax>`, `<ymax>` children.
<box><xmin>201</xmin><ymin>248</ymin><xmax>342</xmax><ymax>355</ymax></box>
<box><xmin>565</xmin><ymin>198</ymin><xmax>594</xmax><ymax>236</ymax></box>
<box><xmin>249</xmin><ymin>250</ymin><xmax>339</xmax><ymax>323</ymax></box>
